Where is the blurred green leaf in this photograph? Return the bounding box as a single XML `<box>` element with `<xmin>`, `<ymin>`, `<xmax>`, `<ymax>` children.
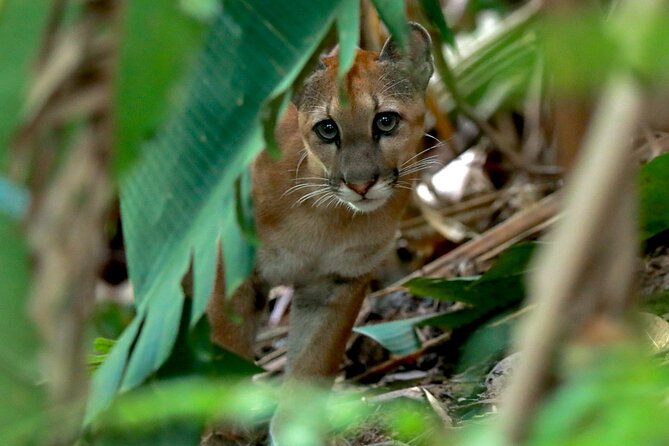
<box><xmin>0</xmin><ymin>215</ymin><xmax>45</xmax><ymax>444</ymax></box>
<box><xmin>336</xmin><ymin>0</ymin><xmax>360</xmax><ymax>102</ymax></box>
<box><xmin>261</xmin><ymin>90</ymin><xmax>292</xmax><ymax>158</ymax></box>
<box><xmin>468</xmin><ymin>0</ymin><xmax>508</xmax><ymax>14</ymax></box>
<box><xmin>371</xmin><ymin>0</ymin><xmax>408</xmax><ymax>50</ymax></box>
<box><xmin>88</xmin><ymin>0</ymin><xmax>343</xmax><ymax>424</ymax></box>
<box><xmin>99</xmin><ymin>378</ymin><xmax>277</xmax><ymax>431</ymax></box>
<box><xmin>94</xmin><ymin>338</ymin><xmax>117</xmax><ymax>354</ymax></box>
<box><xmin>337</xmin><ymin>0</ymin><xmax>360</xmax><ymax>79</ymax></box>
<box><xmin>88</xmin><ymin>338</ymin><xmax>117</xmax><ymax>373</ymax></box>
<box><xmin>639</xmin><ymin>153</ymin><xmax>669</xmax><ymax>240</ymax></box>
<box><xmin>452</xmin><ymin>5</ymin><xmax>538</xmax><ymax>112</ymax></box>
<box><xmin>528</xmin><ymin>346</ymin><xmax>669</xmax><ymax>445</ymax></box>
<box><xmin>0</xmin><ymin>0</ymin><xmax>49</xmax><ymax>170</ymax></box>
<box><xmin>419</xmin><ymin>0</ymin><xmax>455</xmax><ymax>47</ymax></box>
<box><xmin>115</xmin><ymin>0</ymin><xmax>208</xmax><ymax>174</ymax></box>
<box><xmin>235</xmin><ymin>167</ymin><xmax>259</xmax><ymax>246</ymax></box>
<box><xmin>541</xmin><ymin>10</ymin><xmax>615</xmax><ymax>96</ymax></box>
<box><xmin>96</xmin><ymin>377</ymin><xmax>437</xmax><ymax>445</ymax></box>
<box><xmin>179</xmin><ymin>0</ymin><xmax>221</xmax><ymax>23</ymax></box>
<box><xmin>91</xmin><ymin>422</ymin><xmax>203</xmax><ymax>446</ymax></box>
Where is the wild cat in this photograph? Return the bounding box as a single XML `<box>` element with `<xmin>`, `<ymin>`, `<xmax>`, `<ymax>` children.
<box><xmin>207</xmin><ymin>22</ymin><xmax>434</xmax><ymax>443</ymax></box>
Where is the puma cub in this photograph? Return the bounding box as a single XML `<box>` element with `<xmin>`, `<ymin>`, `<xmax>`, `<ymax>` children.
<box><xmin>208</xmin><ymin>21</ymin><xmax>433</xmax><ymax>420</ymax></box>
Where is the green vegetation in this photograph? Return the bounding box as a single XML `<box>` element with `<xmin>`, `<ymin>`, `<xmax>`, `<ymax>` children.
<box><xmin>3</xmin><ymin>0</ymin><xmax>669</xmax><ymax>445</ymax></box>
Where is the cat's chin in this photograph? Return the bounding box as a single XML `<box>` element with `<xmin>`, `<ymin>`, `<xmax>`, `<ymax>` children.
<box><xmin>345</xmin><ymin>197</ymin><xmax>387</xmax><ymax>213</ymax></box>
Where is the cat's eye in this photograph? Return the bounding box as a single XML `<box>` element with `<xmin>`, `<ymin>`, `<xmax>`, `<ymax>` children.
<box><xmin>374</xmin><ymin>112</ymin><xmax>400</xmax><ymax>135</ymax></box>
<box><xmin>313</xmin><ymin>119</ymin><xmax>339</xmax><ymax>143</ymax></box>
<box><xmin>375</xmin><ymin>112</ymin><xmax>399</xmax><ymax>133</ymax></box>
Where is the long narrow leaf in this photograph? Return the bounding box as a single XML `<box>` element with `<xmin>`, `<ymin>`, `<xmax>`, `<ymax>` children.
<box><xmin>87</xmin><ymin>0</ymin><xmax>343</xmax><ymax>423</ymax></box>
<box><xmin>336</xmin><ymin>0</ymin><xmax>360</xmax><ymax>81</ymax></box>
<box><xmin>419</xmin><ymin>0</ymin><xmax>455</xmax><ymax>47</ymax></box>
<box><xmin>115</xmin><ymin>0</ymin><xmax>207</xmax><ymax>174</ymax></box>
<box><xmin>371</xmin><ymin>0</ymin><xmax>408</xmax><ymax>50</ymax></box>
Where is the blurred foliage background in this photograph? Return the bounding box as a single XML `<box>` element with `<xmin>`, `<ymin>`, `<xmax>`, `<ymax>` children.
<box><xmin>2</xmin><ymin>0</ymin><xmax>669</xmax><ymax>445</ymax></box>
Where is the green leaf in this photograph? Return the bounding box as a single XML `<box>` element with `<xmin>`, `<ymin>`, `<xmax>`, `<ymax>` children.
<box><xmin>235</xmin><ymin>168</ymin><xmax>258</xmax><ymax>246</ymax></box>
<box><xmin>115</xmin><ymin>0</ymin><xmax>208</xmax><ymax>174</ymax></box>
<box><xmin>179</xmin><ymin>0</ymin><xmax>222</xmax><ymax>23</ymax></box>
<box><xmin>0</xmin><ymin>215</ymin><xmax>45</xmax><ymax>443</ymax></box>
<box><xmin>121</xmin><ymin>290</ymin><xmax>186</xmax><ymax>390</ymax></box>
<box><xmin>641</xmin><ymin>290</ymin><xmax>669</xmax><ymax>317</ymax></box>
<box><xmin>353</xmin><ymin>306</ymin><xmax>501</xmax><ymax>356</ymax></box>
<box><xmin>87</xmin><ymin>0</ymin><xmax>342</xmax><ymax>424</ymax></box>
<box><xmin>371</xmin><ymin>0</ymin><xmax>408</xmax><ymax>51</ymax></box>
<box><xmin>357</xmin><ymin>243</ymin><xmax>536</xmax><ymax>354</ymax></box>
<box><xmin>417</xmin><ymin>306</ymin><xmax>493</xmax><ymax>329</ymax></box>
<box><xmin>0</xmin><ymin>0</ymin><xmax>50</xmax><ymax>170</ymax></box>
<box><xmin>478</xmin><ymin>242</ymin><xmax>536</xmax><ymax>282</ymax></box>
<box><xmin>406</xmin><ymin>276</ymin><xmax>480</xmax><ymax>301</ymax></box>
<box><xmin>458</xmin><ymin>313</ymin><xmax>516</xmax><ymax>371</ymax></box>
<box><xmin>408</xmin><ymin>243</ymin><xmax>535</xmax><ymax>305</ymax></box>
<box><xmin>261</xmin><ymin>90</ymin><xmax>292</xmax><ymax>158</ymax></box>
<box><xmin>190</xmin><ymin>217</ymin><xmax>219</xmax><ymax>328</ymax></box>
<box><xmin>92</xmin><ymin>422</ymin><xmax>203</xmax><ymax>446</ymax></box>
<box><xmin>336</xmin><ymin>0</ymin><xmax>360</xmax><ymax>102</ymax></box>
<box><xmin>86</xmin><ymin>316</ymin><xmax>143</xmax><ymax>425</ymax></box>
<box><xmin>220</xmin><ymin>195</ymin><xmax>256</xmax><ymax>297</ymax></box>
<box><xmin>99</xmin><ymin>378</ymin><xmax>278</xmax><ymax>431</ymax></box>
<box><xmin>419</xmin><ymin>0</ymin><xmax>455</xmax><ymax>47</ymax></box>
<box><xmin>160</xmin><ymin>300</ymin><xmax>263</xmax><ymax>379</ymax></box>
<box><xmin>639</xmin><ymin>152</ymin><xmax>669</xmax><ymax>240</ymax></box>
<box><xmin>353</xmin><ymin>314</ymin><xmax>436</xmax><ymax>355</ymax></box>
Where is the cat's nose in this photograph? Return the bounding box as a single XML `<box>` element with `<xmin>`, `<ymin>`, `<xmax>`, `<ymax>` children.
<box><xmin>346</xmin><ymin>180</ymin><xmax>376</xmax><ymax>196</ymax></box>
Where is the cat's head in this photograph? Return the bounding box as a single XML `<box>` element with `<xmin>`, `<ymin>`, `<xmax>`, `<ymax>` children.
<box><xmin>294</xmin><ymin>22</ymin><xmax>434</xmax><ymax>213</ymax></box>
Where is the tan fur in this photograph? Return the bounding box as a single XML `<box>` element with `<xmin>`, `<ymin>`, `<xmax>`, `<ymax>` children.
<box><xmin>207</xmin><ymin>24</ymin><xmax>433</xmax><ymax>440</ymax></box>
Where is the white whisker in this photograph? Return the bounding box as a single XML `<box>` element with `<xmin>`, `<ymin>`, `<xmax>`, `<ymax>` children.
<box><xmin>401</xmin><ymin>143</ymin><xmax>447</xmax><ymax>168</ymax></box>
<box><xmin>294</xmin><ymin>150</ymin><xmax>308</xmax><ymax>179</ymax></box>
<box><xmin>281</xmin><ymin>182</ymin><xmax>327</xmax><ymax>198</ymax></box>
<box><xmin>423</xmin><ymin>133</ymin><xmax>442</xmax><ymax>144</ymax></box>
<box><xmin>291</xmin><ymin>176</ymin><xmax>328</xmax><ymax>182</ymax></box>
<box><xmin>323</xmin><ymin>194</ymin><xmax>342</xmax><ymax>210</ymax></box>
<box><xmin>399</xmin><ymin>160</ymin><xmax>443</xmax><ymax>177</ymax></box>
<box><xmin>295</xmin><ymin>188</ymin><xmax>330</xmax><ymax>207</ymax></box>
<box><xmin>312</xmin><ymin>192</ymin><xmax>335</xmax><ymax>208</ymax></box>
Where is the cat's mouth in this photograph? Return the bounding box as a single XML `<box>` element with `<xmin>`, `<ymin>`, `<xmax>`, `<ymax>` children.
<box><xmin>336</xmin><ymin>179</ymin><xmax>395</xmax><ymax>213</ymax></box>
<box><xmin>345</xmin><ymin>196</ymin><xmax>388</xmax><ymax>213</ymax></box>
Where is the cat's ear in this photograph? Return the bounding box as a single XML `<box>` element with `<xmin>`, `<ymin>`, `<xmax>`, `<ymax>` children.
<box><xmin>379</xmin><ymin>22</ymin><xmax>433</xmax><ymax>89</ymax></box>
<box><xmin>315</xmin><ymin>44</ymin><xmax>339</xmax><ymax>70</ymax></box>
<box><xmin>293</xmin><ymin>46</ymin><xmax>338</xmax><ymax>107</ymax></box>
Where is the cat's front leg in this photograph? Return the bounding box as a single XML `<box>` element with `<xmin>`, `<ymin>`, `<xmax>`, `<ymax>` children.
<box><xmin>269</xmin><ymin>273</ymin><xmax>371</xmax><ymax>445</ymax></box>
